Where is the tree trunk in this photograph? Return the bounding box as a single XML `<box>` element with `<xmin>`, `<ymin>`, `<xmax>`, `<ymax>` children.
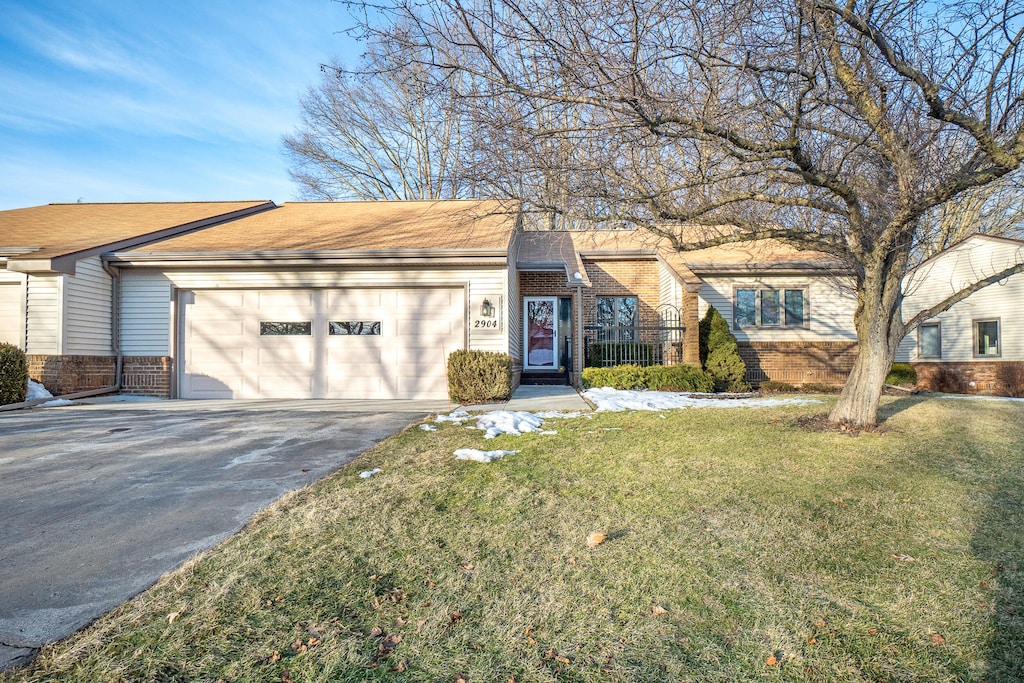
<box><xmin>829</xmin><ymin>262</ymin><xmax>905</xmax><ymax>427</ymax></box>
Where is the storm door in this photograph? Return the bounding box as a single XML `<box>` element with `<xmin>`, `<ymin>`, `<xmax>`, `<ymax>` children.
<box><xmin>524</xmin><ymin>297</ymin><xmax>558</xmax><ymax>370</ymax></box>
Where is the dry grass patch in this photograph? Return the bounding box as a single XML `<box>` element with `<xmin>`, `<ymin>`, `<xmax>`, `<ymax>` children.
<box><xmin>5</xmin><ymin>396</ymin><xmax>1024</xmax><ymax>682</ymax></box>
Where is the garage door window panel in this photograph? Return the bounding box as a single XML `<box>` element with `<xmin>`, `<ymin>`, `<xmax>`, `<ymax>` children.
<box><xmin>330</xmin><ymin>321</ymin><xmax>382</xmax><ymax>335</ymax></box>
<box><xmin>259</xmin><ymin>322</ymin><xmax>312</xmax><ymax>336</ymax></box>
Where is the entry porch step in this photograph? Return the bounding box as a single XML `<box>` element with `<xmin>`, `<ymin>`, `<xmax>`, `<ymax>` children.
<box><xmin>520</xmin><ymin>370</ymin><xmax>570</xmax><ymax>386</ymax></box>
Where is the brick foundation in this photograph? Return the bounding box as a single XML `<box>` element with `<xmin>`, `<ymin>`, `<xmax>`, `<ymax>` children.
<box><xmin>913</xmin><ymin>361</ymin><xmax>1024</xmax><ymax>395</ymax></box>
<box><xmin>122</xmin><ymin>356</ymin><xmax>173</xmax><ymax>398</ymax></box>
<box><xmin>738</xmin><ymin>341</ymin><xmax>859</xmax><ymax>386</ymax></box>
<box><xmin>26</xmin><ymin>355</ymin><xmax>117</xmax><ymax>395</ymax></box>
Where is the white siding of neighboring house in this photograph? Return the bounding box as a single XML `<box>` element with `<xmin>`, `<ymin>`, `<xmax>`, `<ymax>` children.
<box><xmin>698</xmin><ymin>274</ymin><xmax>858</xmax><ymax>342</ymax></box>
<box><xmin>64</xmin><ymin>256</ymin><xmax>113</xmax><ymax>355</ymax></box>
<box><xmin>0</xmin><ymin>269</ymin><xmax>27</xmax><ymax>349</ymax></box>
<box><xmin>897</xmin><ymin>236</ymin><xmax>1024</xmax><ymax>363</ymax></box>
<box><xmin>25</xmin><ymin>274</ymin><xmax>63</xmax><ymax>354</ymax></box>
<box><xmin>119</xmin><ymin>266</ymin><xmax>511</xmax><ymax>357</ymax></box>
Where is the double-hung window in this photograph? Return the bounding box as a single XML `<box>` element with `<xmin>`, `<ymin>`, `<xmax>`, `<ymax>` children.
<box><xmin>734</xmin><ymin>288</ymin><xmax>807</xmax><ymax>328</ymax></box>
<box><xmin>596</xmin><ymin>296</ymin><xmax>638</xmax><ymax>342</ymax></box>
<box><xmin>974</xmin><ymin>319</ymin><xmax>1000</xmax><ymax>357</ymax></box>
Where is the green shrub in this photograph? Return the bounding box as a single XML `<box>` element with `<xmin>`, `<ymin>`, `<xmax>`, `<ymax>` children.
<box><xmin>700</xmin><ymin>306</ymin><xmax>750</xmax><ymax>392</ymax></box>
<box><xmin>644</xmin><ymin>365</ymin><xmax>715</xmax><ymax>392</ymax></box>
<box><xmin>0</xmin><ymin>342</ymin><xmax>28</xmax><ymax>405</ymax></box>
<box><xmin>587</xmin><ymin>342</ymin><xmax>655</xmax><ymax>367</ymax></box>
<box><xmin>759</xmin><ymin>380</ymin><xmax>797</xmax><ymax>393</ymax></box>
<box><xmin>582</xmin><ymin>364</ymin><xmax>713</xmax><ymax>392</ymax></box>
<box><xmin>886</xmin><ymin>363</ymin><xmax>917</xmax><ymax>386</ymax></box>
<box><xmin>447</xmin><ymin>349</ymin><xmax>513</xmax><ymax>404</ymax></box>
<box><xmin>581</xmin><ymin>364</ymin><xmax>648</xmax><ymax>390</ymax></box>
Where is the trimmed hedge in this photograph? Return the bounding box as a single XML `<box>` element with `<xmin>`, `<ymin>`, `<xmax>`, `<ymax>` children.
<box><xmin>759</xmin><ymin>380</ymin><xmax>797</xmax><ymax>393</ymax></box>
<box><xmin>447</xmin><ymin>349</ymin><xmax>513</xmax><ymax>404</ymax></box>
<box><xmin>886</xmin><ymin>363</ymin><xmax>917</xmax><ymax>386</ymax></box>
<box><xmin>0</xmin><ymin>342</ymin><xmax>28</xmax><ymax>405</ymax></box>
<box><xmin>587</xmin><ymin>342</ymin><xmax>655</xmax><ymax>367</ymax></box>
<box><xmin>582</xmin><ymin>364</ymin><xmax>714</xmax><ymax>392</ymax></box>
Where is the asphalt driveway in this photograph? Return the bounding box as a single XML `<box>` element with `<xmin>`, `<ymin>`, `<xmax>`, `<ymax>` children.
<box><xmin>0</xmin><ymin>402</ymin><xmax>439</xmax><ymax>670</ymax></box>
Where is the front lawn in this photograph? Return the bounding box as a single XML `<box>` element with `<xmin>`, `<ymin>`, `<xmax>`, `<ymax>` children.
<box><xmin>7</xmin><ymin>396</ymin><xmax>1024</xmax><ymax>682</ymax></box>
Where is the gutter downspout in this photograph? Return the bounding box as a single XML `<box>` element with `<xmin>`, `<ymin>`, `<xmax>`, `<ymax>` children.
<box><xmin>0</xmin><ymin>262</ymin><xmax>124</xmax><ymax>413</ymax></box>
<box><xmin>570</xmin><ymin>275</ymin><xmax>586</xmax><ymax>388</ymax></box>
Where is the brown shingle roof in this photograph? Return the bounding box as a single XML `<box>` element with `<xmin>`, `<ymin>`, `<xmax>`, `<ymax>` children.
<box><xmin>0</xmin><ymin>202</ymin><xmax>273</xmax><ymax>263</ymax></box>
<box><xmin>517</xmin><ymin>229</ymin><xmax>840</xmax><ymax>287</ymax></box>
<box><xmin>130</xmin><ymin>200</ymin><xmax>519</xmax><ymax>254</ymax></box>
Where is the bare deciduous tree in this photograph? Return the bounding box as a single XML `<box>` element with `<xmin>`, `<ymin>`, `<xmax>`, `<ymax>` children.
<box><xmin>283</xmin><ymin>52</ymin><xmax>473</xmax><ymax>200</ymax></box>
<box><xmin>357</xmin><ymin>0</ymin><xmax>1024</xmax><ymax>425</ymax></box>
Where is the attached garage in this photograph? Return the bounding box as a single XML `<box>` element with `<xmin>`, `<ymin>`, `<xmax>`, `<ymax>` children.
<box><xmin>180</xmin><ymin>287</ymin><xmax>465</xmax><ymax>399</ymax></box>
<box><xmin>109</xmin><ymin>200</ymin><xmax>519</xmax><ymax>400</ymax></box>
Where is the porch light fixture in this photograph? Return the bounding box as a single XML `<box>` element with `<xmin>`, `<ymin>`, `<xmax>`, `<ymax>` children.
<box><xmin>573</xmin><ymin>271</ymin><xmax>582</xmax><ymax>280</ymax></box>
<box><xmin>481</xmin><ymin>298</ymin><xmax>495</xmax><ymax>317</ymax></box>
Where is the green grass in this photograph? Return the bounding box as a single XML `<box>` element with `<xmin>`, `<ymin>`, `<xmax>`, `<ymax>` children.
<box><xmin>6</xmin><ymin>396</ymin><xmax>1024</xmax><ymax>682</ymax></box>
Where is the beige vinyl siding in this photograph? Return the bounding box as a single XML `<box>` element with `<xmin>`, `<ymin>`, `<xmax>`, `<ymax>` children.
<box><xmin>900</xmin><ymin>237</ymin><xmax>1024</xmax><ymax>362</ymax></box>
<box><xmin>64</xmin><ymin>256</ymin><xmax>113</xmax><ymax>355</ymax></box>
<box><xmin>658</xmin><ymin>261</ymin><xmax>679</xmax><ymax>309</ymax></box>
<box><xmin>25</xmin><ymin>274</ymin><xmax>63</xmax><ymax>354</ymax></box>
<box><xmin>698</xmin><ymin>275</ymin><xmax>857</xmax><ymax>342</ymax></box>
<box><xmin>0</xmin><ymin>271</ymin><xmax>27</xmax><ymax>348</ymax></box>
<box><xmin>506</xmin><ymin>232</ymin><xmax>522</xmax><ymax>362</ymax></box>
<box><xmin>120</xmin><ymin>266</ymin><xmax>509</xmax><ymax>357</ymax></box>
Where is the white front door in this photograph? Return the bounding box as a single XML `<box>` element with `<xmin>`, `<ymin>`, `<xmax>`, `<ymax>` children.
<box><xmin>523</xmin><ymin>297</ymin><xmax>558</xmax><ymax>370</ymax></box>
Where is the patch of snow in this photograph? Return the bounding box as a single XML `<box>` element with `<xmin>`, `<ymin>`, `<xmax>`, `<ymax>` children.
<box><xmin>454</xmin><ymin>448</ymin><xmax>519</xmax><ymax>463</ymax></box>
<box><xmin>939</xmin><ymin>394</ymin><xmax>1024</xmax><ymax>403</ymax></box>
<box><xmin>435</xmin><ymin>410</ymin><xmax>472</xmax><ymax>424</ymax></box>
<box><xmin>475</xmin><ymin>411</ymin><xmax>545</xmax><ymax>439</ymax></box>
<box><xmin>584</xmin><ymin>387</ymin><xmax>822</xmax><ymax>412</ymax></box>
<box><xmin>534</xmin><ymin>410</ymin><xmax>581</xmax><ymax>419</ymax></box>
<box><xmin>539</xmin><ymin>430</ymin><xmax>558</xmax><ymax>435</ymax></box>
<box><xmin>359</xmin><ymin>468</ymin><xmax>383</xmax><ymax>478</ymax></box>
<box><xmin>419</xmin><ymin>424</ymin><xmax>438</xmax><ymax>431</ymax></box>
<box><xmin>26</xmin><ymin>379</ymin><xmax>74</xmax><ymax>407</ymax></box>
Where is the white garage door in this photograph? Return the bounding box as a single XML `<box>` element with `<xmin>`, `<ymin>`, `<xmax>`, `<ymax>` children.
<box><xmin>180</xmin><ymin>288</ymin><xmax>464</xmax><ymax>400</ymax></box>
<box><xmin>0</xmin><ymin>283</ymin><xmax>24</xmax><ymax>348</ymax></box>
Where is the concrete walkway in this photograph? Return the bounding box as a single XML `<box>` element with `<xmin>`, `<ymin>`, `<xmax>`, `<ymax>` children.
<box><xmin>465</xmin><ymin>384</ymin><xmax>593</xmax><ymax>412</ymax></box>
<box><xmin>47</xmin><ymin>385</ymin><xmax>593</xmax><ymax>414</ymax></box>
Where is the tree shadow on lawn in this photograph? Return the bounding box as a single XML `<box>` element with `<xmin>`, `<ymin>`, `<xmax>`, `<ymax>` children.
<box><xmin>876</xmin><ymin>395</ymin><xmax>930</xmax><ymax>423</ymax></box>
<box><xmin>972</xmin><ymin>457</ymin><xmax>1024</xmax><ymax>680</ymax></box>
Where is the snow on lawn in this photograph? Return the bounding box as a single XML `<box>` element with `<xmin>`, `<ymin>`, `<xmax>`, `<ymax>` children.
<box><xmin>454</xmin><ymin>448</ymin><xmax>519</xmax><ymax>463</ymax></box>
<box><xmin>938</xmin><ymin>394</ymin><xmax>1024</xmax><ymax>403</ymax></box>
<box><xmin>26</xmin><ymin>379</ymin><xmax>74</xmax><ymax>407</ymax></box>
<box><xmin>583</xmin><ymin>387</ymin><xmax>822</xmax><ymax>412</ymax></box>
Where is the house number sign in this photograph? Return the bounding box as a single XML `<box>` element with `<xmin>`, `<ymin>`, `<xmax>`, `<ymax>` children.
<box><xmin>471</xmin><ymin>295</ymin><xmax>503</xmax><ymax>333</ymax></box>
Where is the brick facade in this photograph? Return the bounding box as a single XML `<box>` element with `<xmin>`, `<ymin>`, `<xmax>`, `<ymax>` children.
<box><xmin>25</xmin><ymin>354</ymin><xmax>174</xmax><ymax>398</ymax></box>
<box><xmin>738</xmin><ymin>341</ymin><xmax>859</xmax><ymax>386</ymax></box>
<box><xmin>519</xmin><ymin>259</ymin><xmax>702</xmax><ymax>381</ymax></box>
<box><xmin>913</xmin><ymin>361</ymin><xmax>1024</xmax><ymax>395</ymax></box>
<box><xmin>26</xmin><ymin>355</ymin><xmax>117</xmax><ymax>395</ymax></box>
<box><xmin>122</xmin><ymin>356</ymin><xmax>173</xmax><ymax>398</ymax></box>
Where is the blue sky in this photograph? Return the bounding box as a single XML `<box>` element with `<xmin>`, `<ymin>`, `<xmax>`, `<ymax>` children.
<box><xmin>0</xmin><ymin>1</ymin><xmax>362</xmax><ymax>209</ymax></box>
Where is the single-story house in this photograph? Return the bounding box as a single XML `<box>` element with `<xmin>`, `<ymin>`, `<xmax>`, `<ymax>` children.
<box><xmin>896</xmin><ymin>233</ymin><xmax>1024</xmax><ymax>392</ymax></box>
<box><xmin>4</xmin><ymin>199</ymin><xmax>1016</xmax><ymax>400</ymax></box>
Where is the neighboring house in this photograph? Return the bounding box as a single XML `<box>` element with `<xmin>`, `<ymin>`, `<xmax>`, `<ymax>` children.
<box><xmin>0</xmin><ymin>201</ymin><xmax>275</xmax><ymax>394</ymax></box>
<box><xmin>896</xmin><ymin>234</ymin><xmax>1024</xmax><ymax>393</ymax></box>
<box><xmin>2</xmin><ymin>199</ymin><xmax>876</xmax><ymax>400</ymax></box>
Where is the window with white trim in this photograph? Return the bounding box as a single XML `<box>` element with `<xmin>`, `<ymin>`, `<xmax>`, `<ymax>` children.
<box><xmin>974</xmin><ymin>319</ymin><xmax>1000</xmax><ymax>357</ymax></box>
<box><xmin>918</xmin><ymin>323</ymin><xmax>941</xmax><ymax>359</ymax></box>
<box><xmin>734</xmin><ymin>288</ymin><xmax>807</xmax><ymax>328</ymax></box>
